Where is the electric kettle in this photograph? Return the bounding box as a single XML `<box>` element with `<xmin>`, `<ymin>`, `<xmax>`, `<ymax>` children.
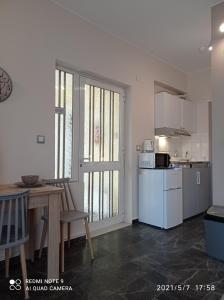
<box><xmin>142</xmin><ymin>139</ymin><xmax>154</xmax><ymax>152</ymax></box>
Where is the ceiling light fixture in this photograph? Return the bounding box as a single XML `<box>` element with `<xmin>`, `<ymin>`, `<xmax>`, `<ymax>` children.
<box><xmin>219</xmin><ymin>23</ymin><xmax>224</xmax><ymax>33</ymax></box>
<box><xmin>199</xmin><ymin>44</ymin><xmax>213</xmax><ymax>53</ymax></box>
<box><xmin>208</xmin><ymin>45</ymin><xmax>213</xmax><ymax>51</ymax></box>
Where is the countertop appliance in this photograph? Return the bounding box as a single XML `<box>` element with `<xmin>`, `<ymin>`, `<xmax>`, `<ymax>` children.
<box><xmin>139</xmin><ymin>152</ymin><xmax>171</xmax><ymax>169</ymax></box>
<box><xmin>156</xmin><ymin>153</ymin><xmax>170</xmax><ymax>168</ymax></box>
<box><xmin>139</xmin><ymin>152</ymin><xmax>155</xmax><ymax>169</ymax></box>
<box><xmin>139</xmin><ymin>168</ymin><xmax>183</xmax><ymax>229</ymax></box>
<box><xmin>142</xmin><ymin>139</ymin><xmax>154</xmax><ymax>152</ymax></box>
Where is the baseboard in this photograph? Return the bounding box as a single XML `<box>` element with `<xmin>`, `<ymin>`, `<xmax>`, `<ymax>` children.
<box><xmin>63</xmin><ymin>234</ymin><xmax>86</xmax><ymax>243</ymax></box>
<box><xmin>132</xmin><ymin>218</ymin><xmax>139</xmax><ymax>224</ymax></box>
<box><xmin>91</xmin><ymin>222</ymin><xmax>130</xmax><ymax>237</ymax></box>
<box><xmin>183</xmin><ymin>213</ymin><xmax>205</xmax><ymax>222</ymax></box>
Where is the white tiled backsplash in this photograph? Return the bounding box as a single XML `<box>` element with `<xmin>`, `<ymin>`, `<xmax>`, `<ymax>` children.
<box><xmin>155</xmin><ymin>134</ymin><xmax>209</xmax><ymax>161</ymax></box>
<box><xmin>155</xmin><ymin>136</ymin><xmax>180</xmax><ymax>155</ymax></box>
<box><xmin>181</xmin><ymin>133</ymin><xmax>209</xmax><ymax>161</ymax></box>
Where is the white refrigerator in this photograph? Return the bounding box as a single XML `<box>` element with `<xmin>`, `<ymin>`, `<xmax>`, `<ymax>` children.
<box><xmin>139</xmin><ymin>168</ymin><xmax>183</xmax><ymax>229</ymax></box>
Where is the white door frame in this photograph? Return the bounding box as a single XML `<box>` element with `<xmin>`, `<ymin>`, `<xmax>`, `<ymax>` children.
<box><xmin>79</xmin><ymin>76</ymin><xmax>125</xmax><ymax>231</ymax></box>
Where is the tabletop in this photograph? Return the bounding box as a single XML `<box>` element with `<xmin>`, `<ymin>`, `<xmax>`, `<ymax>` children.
<box><xmin>0</xmin><ymin>184</ymin><xmax>64</xmax><ymax>197</ymax></box>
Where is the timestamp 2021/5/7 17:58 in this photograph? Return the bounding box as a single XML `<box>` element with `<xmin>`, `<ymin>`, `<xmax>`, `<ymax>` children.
<box><xmin>156</xmin><ymin>284</ymin><xmax>216</xmax><ymax>292</ymax></box>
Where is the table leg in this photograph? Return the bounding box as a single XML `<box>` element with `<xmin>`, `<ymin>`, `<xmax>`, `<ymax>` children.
<box><xmin>47</xmin><ymin>193</ymin><xmax>60</xmax><ymax>279</ymax></box>
<box><xmin>27</xmin><ymin>209</ymin><xmax>36</xmax><ymax>262</ymax></box>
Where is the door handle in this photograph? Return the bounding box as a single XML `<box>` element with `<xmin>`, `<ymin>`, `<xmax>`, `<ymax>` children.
<box><xmin>196</xmin><ymin>171</ymin><xmax>200</xmax><ymax>185</ymax></box>
<box><xmin>80</xmin><ymin>157</ymin><xmax>91</xmax><ymax>162</ymax></box>
<box><xmin>83</xmin><ymin>157</ymin><xmax>90</xmax><ymax>161</ymax></box>
<box><xmin>80</xmin><ymin>157</ymin><xmax>91</xmax><ymax>167</ymax></box>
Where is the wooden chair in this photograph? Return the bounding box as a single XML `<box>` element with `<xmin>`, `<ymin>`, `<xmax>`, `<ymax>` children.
<box><xmin>0</xmin><ymin>190</ymin><xmax>30</xmax><ymax>299</ymax></box>
<box><xmin>39</xmin><ymin>178</ymin><xmax>94</xmax><ymax>272</ymax></box>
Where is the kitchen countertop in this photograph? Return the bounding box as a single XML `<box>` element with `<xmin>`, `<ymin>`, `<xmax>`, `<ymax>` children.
<box><xmin>139</xmin><ymin>167</ymin><xmax>181</xmax><ymax>170</ymax></box>
<box><xmin>139</xmin><ymin>162</ymin><xmax>210</xmax><ymax>171</ymax></box>
<box><xmin>170</xmin><ymin>161</ymin><xmax>210</xmax><ymax>168</ymax></box>
<box><xmin>170</xmin><ymin>160</ymin><xmax>210</xmax><ymax>164</ymax></box>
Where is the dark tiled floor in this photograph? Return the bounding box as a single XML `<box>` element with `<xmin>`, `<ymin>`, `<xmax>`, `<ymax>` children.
<box><xmin>1</xmin><ymin>216</ymin><xmax>224</xmax><ymax>299</ymax></box>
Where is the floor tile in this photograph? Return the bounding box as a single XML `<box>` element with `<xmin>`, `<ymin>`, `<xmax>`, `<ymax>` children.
<box><xmin>1</xmin><ymin>216</ymin><xmax>224</xmax><ymax>299</ymax></box>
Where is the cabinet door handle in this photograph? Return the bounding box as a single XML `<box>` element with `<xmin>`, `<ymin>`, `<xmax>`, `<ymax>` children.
<box><xmin>196</xmin><ymin>171</ymin><xmax>200</xmax><ymax>185</ymax></box>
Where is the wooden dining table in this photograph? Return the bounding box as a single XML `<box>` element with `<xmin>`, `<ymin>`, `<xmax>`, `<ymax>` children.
<box><xmin>0</xmin><ymin>184</ymin><xmax>64</xmax><ymax>279</ymax></box>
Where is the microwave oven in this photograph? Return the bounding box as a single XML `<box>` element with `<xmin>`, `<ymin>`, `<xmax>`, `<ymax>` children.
<box><xmin>139</xmin><ymin>152</ymin><xmax>171</xmax><ymax>169</ymax></box>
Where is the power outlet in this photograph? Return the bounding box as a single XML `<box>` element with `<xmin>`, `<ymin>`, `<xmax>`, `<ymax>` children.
<box><xmin>37</xmin><ymin>135</ymin><xmax>45</xmax><ymax>144</ymax></box>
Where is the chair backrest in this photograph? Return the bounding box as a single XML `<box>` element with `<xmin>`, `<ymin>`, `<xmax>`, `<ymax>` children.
<box><xmin>43</xmin><ymin>178</ymin><xmax>77</xmax><ymax>211</ymax></box>
<box><xmin>0</xmin><ymin>190</ymin><xmax>29</xmax><ymax>249</ymax></box>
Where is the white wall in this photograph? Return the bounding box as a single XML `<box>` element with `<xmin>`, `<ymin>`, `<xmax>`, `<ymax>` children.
<box><xmin>211</xmin><ymin>2</ymin><xmax>224</xmax><ymax>206</ymax></box>
<box><xmin>0</xmin><ymin>0</ymin><xmax>187</xmax><ymax>227</ymax></box>
<box><xmin>187</xmin><ymin>68</ymin><xmax>211</xmax><ymax>103</ymax></box>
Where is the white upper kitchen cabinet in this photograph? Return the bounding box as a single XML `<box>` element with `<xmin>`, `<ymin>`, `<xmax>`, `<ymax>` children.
<box><xmin>155</xmin><ymin>92</ymin><xmax>181</xmax><ymax>129</ymax></box>
<box><xmin>181</xmin><ymin>100</ymin><xmax>196</xmax><ymax>133</ymax></box>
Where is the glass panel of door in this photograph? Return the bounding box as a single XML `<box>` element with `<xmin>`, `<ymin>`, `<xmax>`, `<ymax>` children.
<box><xmin>81</xmin><ymin>80</ymin><xmax>124</xmax><ymax>224</ymax></box>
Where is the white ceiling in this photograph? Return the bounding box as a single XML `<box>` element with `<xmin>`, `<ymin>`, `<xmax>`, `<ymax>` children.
<box><xmin>51</xmin><ymin>0</ymin><xmax>223</xmax><ymax>72</ymax></box>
